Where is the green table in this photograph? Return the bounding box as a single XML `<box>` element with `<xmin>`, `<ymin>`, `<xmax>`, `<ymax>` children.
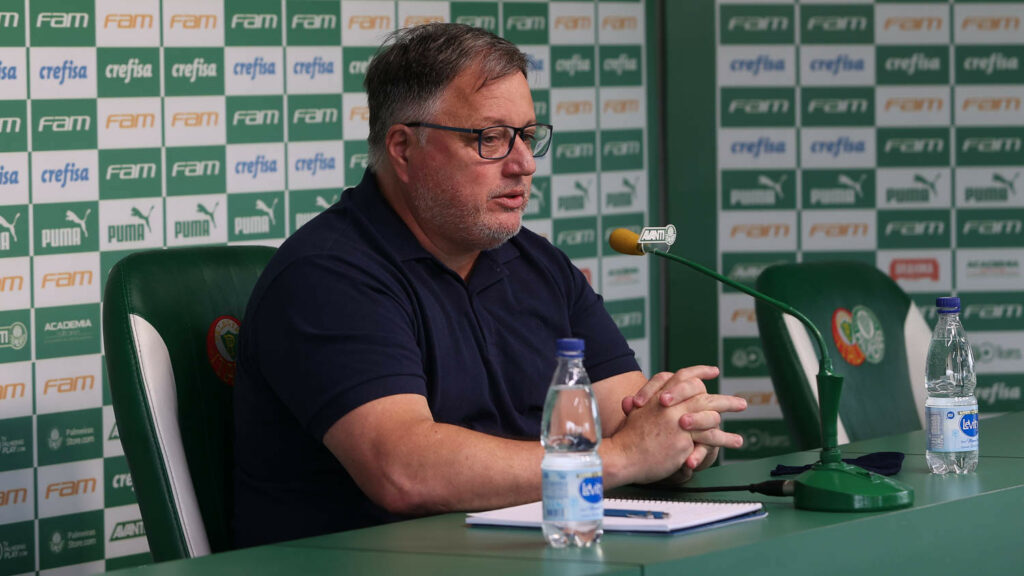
<box><xmin>112</xmin><ymin>412</ymin><xmax>1024</xmax><ymax>575</ymax></box>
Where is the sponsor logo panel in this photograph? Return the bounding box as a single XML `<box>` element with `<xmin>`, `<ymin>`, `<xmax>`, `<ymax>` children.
<box><xmin>451</xmin><ymin>2</ymin><xmax>499</xmax><ymax>35</ymax></box>
<box><xmin>288</xmin><ymin>93</ymin><xmax>342</xmax><ymax>142</ymax></box>
<box><xmin>549</xmin><ymin>1</ymin><xmax>594</xmax><ymax>46</ymax></box>
<box><xmin>601</xmin><ymin>128</ymin><xmax>643</xmax><ymax>172</ymax></box>
<box><xmin>954</xmin><ymin>45</ymin><xmax>1024</xmax><ymax>85</ymax></box>
<box><xmin>99</xmin><ymin>148</ymin><xmax>161</xmax><ymax>200</ymax></box>
<box><xmin>30</xmin><ymin>47</ymin><xmax>96</xmax><ymax>99</ymax></box>
<box><xmin>599</xmin><ymin>253</ymin><xmax>647</xmax><ymax>302</ymax></box>
<box><xmin>343</xmin><ymin>92</ymin><xmax>369</xmax><ymax>141</ymax></box>
<box><xmin>35</xmin><ymin>303</ymin><xmax>101</xmax><ymax>359</ymax></box>
<box><xmin>721</xmin><ymin>87</ymin><xmax>795</xmax><ymax>127</ymax></box>
<box><xmin>226</xmin><ymin>143</ymin><xmax>284</xmax><ymax>193</ymax></box>
<box><xmin>719</xmin><ymin>4</ymin><xmax>794</xmax><ymax>45</ymax></box>
<box><xmin>0</xmin><ymin>519</ymin><xmax>34</xmax><ymax>573</ymax></box>
<box><xmin>0</xmin><ymin>78</ymin><xmax>27</xmax><ymax>134</ymax></box>
<box><xmin>503</xmin><ymin>2</ymin><xmax>548</xmax><ymax>46</ymax></box>
<box><xmin>877</xmin><ymin>127</ymin><xmax>950</xmax><ymax>168</ymax></box>
<box><xmin>723</xmin><ymin>337</ymin><xmax>768</xmax><ymax>378</ymax></box>
<box><xmin>718</xmin><ymin>128</ymin><xmax>795</xmax><ymax>169</ymax></box>
<box><xmin>164</xmin><ymin>96</ymin><xmax>226</xmax><ymax>147</ymax></box>
<box><xmin>340</xmin><ymin>0</ymin><xmax>394</xmax><ymax>47</ymax></box>
<box><xmin>802</xmin><ymin>169</ymin><xmax>875</xmax><ymax>209</ymax></box>
<box><xmin>32</xmin><ymin>98</ymin><xmax>98</xmax><ymax>152</ymax></box>
<box><xmin>165</xmin><ymin>194</ymin><xmax>228</xmax><ymax>247</ymax></box>
<box><xmin>0</xmin><ymin>361</ymin><xmax>30</xmax><ymax>417</ymax></box>
<box><xmin>599</xmin><ymin>45</ymin><xmax>641</xmax><ymax>87</ymax></box>
<box><xmin>32</xmin><ymin>150</ymin><xmax>98</xmax><ymax>204</ymax></box>
<box><xmin>958</xmin><ymin>208</ymin><xmax>1024</xmax><ymax>248</ymax></box>
<box><xmin>957</xmin><ymin>249</ymin><xmax>1024</xmax><ymax>292</ymax></box>
<box><xmin>876</xmin><ymin>46</ymin><xmax>949</xmax><ymax>85</ymax></box>
<box><xmin>960</xmin><ymin>292</ymin><xmax>1024</xmax><ymax>332</ymax></box>
<box><xmin>289</xmin><ymin>188</ymin><xmax>340</xmax><ymax>233</ymax></box>
<box><xmin>721</xmin><ymin>169</ymin><xmax>796</xmax><ymax>210</ymax></box>
<box><xmin>31</xmin><ymin>0</ymin><xmax>95</xmax><ymax>47</ymax></box>
<box><xmin>226</xmin><ymin>95</ymin><xmax>283</xmax><ymax>144</ymax></box>
<box><xmin>718</xmin><ymin>45</ymin><xmax>795</xmax><ymax>86</ymax></box>
<box><xmin>551</xmin><ymin>46</ymin><xmax>596</xmax><ymax>88</ymax></box>
<box><xmin>287</xmin><ymin>0</ymin><xmax>342</xmax><ymax>46</ymax></box>
<box><xmin>876</xmin><ymin>86</ymin><xmax>950</xmax><ymax>127</ymax></box>
<box><xmin>552</xmin><ymin>174</ymin><xmax>597</xmax><ymax>218</ymax></box>
<box><xmin>972</xmin><ymin>331</ymin><xmax>1024</xmax><ymax>374</ymax></box>
<box><xmin>0</xmin><ymin>416</ymin><xmax>32</xmax><ymax>472</ymax></box>
<box><xmin>0</xmin><ymin>258</ymin><xmax>29</xmax><ymax>313</ymax></box>
<box><xmin>166</xmin><ymin>146</ymin><xmax>225</xmax><ymax>196</ymax></box>
<box><xmin>37</xmin><ymin>408</ymin><xmax>102</xmax><ymax>467</ymax></box>
<box><xmin>800</xmin><ymin>46</ymin><xmax>874</xmax><ymax>87</ymax></box>
<box><xmin>97</xmin><ymin>98</ymin><xmax>162</xmax><ymax>150</ymax></box>
<box><xmin>976</xmin><ymin>373</ymin><xmax>1024</xmax><ymax>412</ymax></box>
<box><xmin>551</xmin><ymin>88</ymin><xmax>597</xmax><ymax>132</ymax></box>
<box><xmin>33</xmin><ymin>201</ymin><xmax>100</xmax><ymax>256</ymax></box>
<box><xmin>957</xmin><ymin>168</ymin><xmax>1024</xmax><ymax>207</ymax></box>
<box><xmin>0</xmin><ymin>0</ymin><xmax>26</xmax><ymax>47</ymax></box>
<box><xmin>33</xmin><ymin>253</ymin><xmax>100</xmax><ymax>308</ymax></box>
<box><xmin>0</xmin><ymin>47</ymin><xmax>26</xmax><ymax>102</ymax></box>
<box><xmin>599</xmin><ymin>87</ymin><xmax>643</xmax><ymax>130</ymax></box>
<box><xmin>342</xmin><ymin>46</ymin><xmax>374</xmax><ymax>93</ymax></box>
<box><xmin>956</xmin><ymin>86</ymin><xmax>1024</xmax><ymax>127</ymax></box>
<box><xmin>801</xmin><ymin>87</ymin><xmax>874</xmax><ymax>127</ymax></box>
<box><xmin>0</xmin><ymin>309</ymin><xmax>30</xmax><ymax>364</ymax></box>
<box><xmin>800</xmin><ymin>128</ymin><xmax>875</xmax><ymax>169</ymax></box>
<box><xmin>105</xmin><ymin>504</ymin><xmax>149</xmax><ymax>559</ymax></box>
<box><xmin>0</xmin><ymin>470</ymin><xmax>34</xmax><ymax>526</ymax></box>
<box><xmin>597</xmin><ymin>2</ymin><xmax>642</xmax><ymax>45</ymax></box>
<box><xmin>523</xmin><ymin>45</ymin><xmax>550</xmax><ymax>90</ymax></box>
<box><xmin>878</xmin><ymin>249</ymin><xmax>952</xmax><ymax>292</ymax></box>
<box><xmin>104</xmin><ymin>457</ymin><xmax>137</xmax><ymax>508</ymax></box>
<box><xmin>553</xmin><ymin>216</ymin><xmax>598</xmax><ymax>260</ymax></box>
<box><xmin>163</xmin><ymin>0</ymin><xmax>224</xmax><ymax>47</ymax></box>
<box><xmin>877</xmin><ymin>209</ymin><xmax>951</xmax><ymax>250</ymax></box>
<box><xmin>875</xmin><ymin>4</ymin><xmax>948</xmax><ymax>46</ymax></box>
<box><xmin>224</xmin><ymin>0</ymin><xmax>282</xmax><ymax>47</ymax></box>
<box><xmin>877</xmin><ymin>168</ymin><xmax>951</xmax><ymax>208</ymax></box>
<box><xmin>719</xmin><ymin>293</ymin><xmax>759</xmax><ymax>337</ymax></box>
<box><xmin>604</xmin><ymin>297</ymin><xmax>645</xmax><ymax>341</ymax></box>
<box><xmin>802</xmin><ymin>209</ymin><xmax>877</xmax><ymax>252</ymax></box>
<box><xmin>344</xmin><ymin>139</ymin><xmax>368</xmax><ymax>187</ymax></box>
<box><xmin>224</xmin><ymin>47</ymin><xmax>283</xmax><ymax>95</ymax></box>
<box><xmin>524</xmin><ymin>176</ymin><xmax>550</xmax><ymax>221</ymax></box>
<box><xmin>228</xmin><ymin>191</ymin><xmax>285</xmax><ymax>242</ymax></box>
<box><xmin>599</xmin><ymin>212</ymin><xmax>644</xmax><ymax>259</ymax></box>
<box><xmin>100</xmin><ymin>198</ymin><xmax>163</xmax><ymax>251</ymax></box>
<box><xmin>723</xmin><ymin>418</ymin><xmax>792</xmax><ymax>460</ymax></box>
<box><xmin>286</xmin><ymin>46</ymin><xmax>340</xmax><ymax>95</ymax></box>
<box><xmin>165</xmin><ymin>47</ymin><xmax>224</xmax><ymax>97</ymax></box>
<box><xmin>719</xmin><ymin>379</ymin><xmax>783</xmax><ymax>421</ymax></box>
<box><xmin>95</xmin><ymin>0</ymin><xmax>159</xmax><ymax>47</ymax></box>
<box><xmin>800</xmin><ymin>4</ymin><xmax>874</xmax><ymax>45</ymax></box>
<box><xmin>552</xmin><ymin>131</ymin><xmax>597</xmax><ymax>174</ymax></box>
<box><xmin>721</xmin><ymin>252</ymin><xmax>795</xmax><ymax>294</ymax></box>
<box><xmin>97</xmin><ymin>47</ymin><xmax>159</xmax><ymax>98</ymax></box>
<box><xmin>956</xmin><ymin>127</ymin><xmax>1024</xmax><ymax>167</ymax></box>
<box><xmin>38</xmin><ymin>509</ymin><xmax>105</xmax><ymax>570</ymax></box>
<box><xmin>719</xmin><ymin>212</ymin><xmax>797</xmax><ymax>253</ymax></box>
<box><xmin>954</xmin><ymin>4</ymin><xmax>1024</xmax><ymax>45</ymax></box>
<box><xmin>288</xmin><ymin>140</ymin><xmax>343</xmax><ymax>191</ymax></box>
<box><xmin>0</xmin><ymin>204</ymin><xmax>30</xmax><ymax>258</ymax></box>
<box><xmin>36</xmin><ymin>355</ymin><xmax>102</xmax><ymax>415</ymax></box>
<box><xmin>601</xmin><ymin>171</ymin><xmax>646</xmax><ymax>214</ymax></box>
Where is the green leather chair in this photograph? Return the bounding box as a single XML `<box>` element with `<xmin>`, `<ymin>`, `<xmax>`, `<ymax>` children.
<box><xmin>754</xmin><ymin>260</ymin><xmax>930</xmax><ymax>451</ymax></box>
<box><xmin>103</xmin><ymin>246</ymin><xmax>275</xmax><ymax>561</ymax></box>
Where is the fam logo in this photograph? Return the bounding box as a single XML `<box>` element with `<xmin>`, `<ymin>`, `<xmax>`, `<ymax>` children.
<box><xmin>958</xmin><ymin>129</ymin><xmax>1024</xmax><ymax>166</ymax></box>
<box><xmin>553</xmin><ymin>217</ymin><xmax>598</xmax><ymax>259</ymax></box>
<box><xmin>802</xmin><ymin>5</ymin><xmax>873</xmax><ymax>44</ymax></box>
<box><xmin>730</xmin><ymin>223</ymin><xmax>791</xmax><ymax>239</ymax></box>
<box><xmin>32</xmin><ymin>99</ymin><xmax>97</xmax><ymax>151</ymax></box>
<box><xmin>169</xmin><ymin>13</ymin><xmax>217</xmax><ymax>29</ymax></box>
<box><xmin>42</xmin><ymin>373</ymin><xmax>94</xmax><ymax>396</ymax></box>
<box><xmin>832</xmin><ymin>306</ymin><xmax>885</xmax><ymax>366</ymax></box>
<box><xmin>720</xmin><ymin>5</ymin><xmax>793</xmax><ymax>44</ymax></box>
<box><xmin>878</xmin><ymin>129</ymin><xmax>949</xmax><ymax>167</ymax></box>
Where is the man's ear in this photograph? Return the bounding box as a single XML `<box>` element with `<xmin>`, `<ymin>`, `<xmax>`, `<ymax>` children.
<box><xmin>385</xmin><ymin>125</ymin><xmax>414</xmax><ymax>183</ymax></box>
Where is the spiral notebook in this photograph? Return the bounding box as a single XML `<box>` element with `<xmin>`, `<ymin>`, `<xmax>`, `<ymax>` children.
<box><xmin>466</xmin><ymin>498</ymin><xmax>766</xmax><ymax>534</ymax></box>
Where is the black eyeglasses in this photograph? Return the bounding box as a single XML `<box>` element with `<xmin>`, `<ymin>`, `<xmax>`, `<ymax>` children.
<box><xmin>403</xmin><ymin>122</ymin><xmax>554</xmax><ymax>160</ymax></box>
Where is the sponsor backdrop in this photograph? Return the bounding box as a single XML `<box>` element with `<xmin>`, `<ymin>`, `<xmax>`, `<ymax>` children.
<box><xmin>0</xmin><ymin>1</ymin><xmax>654</xmax><ymax>573</ymax></box>
<box><xmin>669</xmin><ymin>0</ymin><xmax>1024</xmax><ymax>462</ymax></box>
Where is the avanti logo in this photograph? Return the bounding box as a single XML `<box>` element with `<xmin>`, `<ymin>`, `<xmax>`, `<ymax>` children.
<box><xmin>108</xmin><ymin>205</ymin><xmax>155</xmax><ymax>244</ymax></box>
<box><xmin>103</xmin><ymin>13</ymin><xmax>153</xmax><ymax>29</ymax></box>
<box><xmin>110</xmin><ymin>520</ymin><xmax>146</xmax><ymax>542</ymax></box>
<box><xmin>175</xmin><ymin>202</ymin><xmax>218</xmax><ymax>239</ymax></box>
<box><xmin>966</xmin><ymin>172</ymin><xmax>1018</xmax><ymax>202</ymax></box>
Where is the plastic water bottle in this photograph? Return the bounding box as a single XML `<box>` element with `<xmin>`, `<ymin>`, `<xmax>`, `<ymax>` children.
<box><xmin>925</xmin><ymin>297</ymin><xmax>979</xmax><ymax>474</ymax></box>
<box><xmin>540</xmin><ymin>338</ymin><xmax>603</xmax><ymax>548</ymax></box>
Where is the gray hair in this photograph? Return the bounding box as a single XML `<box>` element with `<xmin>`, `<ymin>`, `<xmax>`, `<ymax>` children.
<box><xmin>364</xmin><ymin>23</ymin><xmax>529</xmax><ymax>169</ymax></box>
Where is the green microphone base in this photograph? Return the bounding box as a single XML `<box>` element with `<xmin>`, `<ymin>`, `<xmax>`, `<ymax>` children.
<box><xmin>793</xmin><ymin>461</ymin><xmax>914</xmax><ymax>511</ymax></box>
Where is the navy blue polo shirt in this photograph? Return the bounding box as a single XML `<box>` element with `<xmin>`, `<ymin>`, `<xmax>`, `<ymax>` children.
<box><xmin>233</xmin><ymin>170</ymin><xmax>639</xmax><ymax>547</ymax></box>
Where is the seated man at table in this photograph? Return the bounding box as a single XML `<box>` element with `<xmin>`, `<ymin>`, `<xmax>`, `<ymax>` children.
<box><xmin>233</xmin><ymin>22</ymin><xmax>747</xmax><ymax>548</ymax></box>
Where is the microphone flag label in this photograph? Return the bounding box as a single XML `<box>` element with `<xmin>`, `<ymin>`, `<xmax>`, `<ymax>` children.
<box><xmin>638</xmin><ymin>224</ymin><xmax>677</xmax><ymax>252</ymax></box>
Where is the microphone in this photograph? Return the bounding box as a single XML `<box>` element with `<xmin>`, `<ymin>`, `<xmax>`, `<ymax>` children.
<box><xmin>609</xmin><ymin>226</ymin><xmax>913</xmax><ymax>512</ymax></box>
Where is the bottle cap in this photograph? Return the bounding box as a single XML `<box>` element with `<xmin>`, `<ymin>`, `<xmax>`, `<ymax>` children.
<box><xmin>556</xmin><ymin>338</ymin><xmax>585</xmax><ymax>356</ymax></box>
<box><xmin>936</xmin><ymin>296</ymin><xmax>960</xmax><ymax>313</ymax></box>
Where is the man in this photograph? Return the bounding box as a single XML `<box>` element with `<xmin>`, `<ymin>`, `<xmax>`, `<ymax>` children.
<box><xmin>233</xmin><ymin>23</ymin><xmax>747</xmax><ymax>548</ymax></box>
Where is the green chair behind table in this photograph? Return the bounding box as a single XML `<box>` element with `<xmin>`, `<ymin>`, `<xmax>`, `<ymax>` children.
<box><xmin>102</xmin><ymin>246</ymin><xmax>275</xmax><ymax>561</ymax></box>
<box><xmin>754</xmin><ymin>260</ymin><xmax>931</xmax><ymax>451</ymax></box>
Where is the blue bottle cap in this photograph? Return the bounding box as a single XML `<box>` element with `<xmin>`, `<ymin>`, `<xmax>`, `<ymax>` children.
<box><xmin>556</xmin><ymin>338</ymin><xmax>585</xmax><ymax>356</ymax></box>
<box><xmin>936</xmin><ymin>296</ymin><xmax>960</xmax><ymax>313</ymax></box>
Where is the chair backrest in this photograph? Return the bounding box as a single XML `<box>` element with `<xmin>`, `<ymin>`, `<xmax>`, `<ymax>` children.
<box><xmin>754</xmin><ymin>260</ymin><xmax>930</xmax><ymax>451</ymax></box>
<box><xmin>103</xmin><ymin>246</ymin><xmax>275</xmax><ymax>561</ymax></box>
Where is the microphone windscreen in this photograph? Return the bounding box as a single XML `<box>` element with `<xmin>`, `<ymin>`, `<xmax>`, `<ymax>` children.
<box><xmin>609</xmin><ymin>228</ymin><xmax>644</xmax><ymax>256</ymax></box>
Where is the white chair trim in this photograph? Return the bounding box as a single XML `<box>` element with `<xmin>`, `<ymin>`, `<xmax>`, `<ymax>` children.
<box><xmin>783</xmin><ymin>313</ymin><xmax>851</xmax><ymax>446</ymax></box>
<box><xmin>904</xmin><ymin>302</ymin><xmax>930</xmax><ymax>430</ymax></box>
<box><xmin>129</xmin><ymin>313</ymin><xmax>211</xmax><ymax>558</ymax></box>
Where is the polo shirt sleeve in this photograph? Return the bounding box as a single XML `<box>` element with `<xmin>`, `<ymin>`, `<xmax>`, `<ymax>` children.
<box><xmin>251</xmin><ymin>252</ymin><xmax>427</xmax><ymax>441</ymax></box>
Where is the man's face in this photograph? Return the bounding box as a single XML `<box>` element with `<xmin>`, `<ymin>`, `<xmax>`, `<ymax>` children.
<box><xmin>404</xmin><ymin>66</ymin><xmax>537</xmax><ymax>254</ymax></box>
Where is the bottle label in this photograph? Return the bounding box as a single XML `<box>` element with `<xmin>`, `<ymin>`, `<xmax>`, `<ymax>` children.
<box><xmin>926</xmin><ymin>404</ymin><xmax>979</xmax><ymax>452</ymax></box>
<box><xmin>541</xmin><ymin>464</ymin><xmax>603</xmax><ymax>523</ymax></box>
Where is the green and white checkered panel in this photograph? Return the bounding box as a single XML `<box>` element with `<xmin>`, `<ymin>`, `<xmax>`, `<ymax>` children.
<box><xmin>0</xmin><ymin>1</ymin><xmax>651</xmax><ymax>573</ymax></box>
<box><xmin>715</xmin><ymin>0</ymin><xmax>1024</xmax><ymax>461</ymax></box>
